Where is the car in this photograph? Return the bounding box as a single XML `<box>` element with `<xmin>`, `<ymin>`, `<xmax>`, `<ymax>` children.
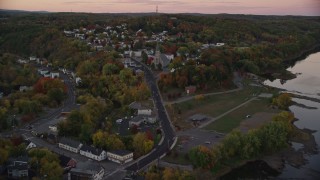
<box><xmin>246</xmin><ymin>115</ymin><xmax>251</xmax><ymax>118</ymax></box>
<box><xmin>205</xmin><ymin>141</ymin><xmax>211</xmax><ymax>144</ymax></box>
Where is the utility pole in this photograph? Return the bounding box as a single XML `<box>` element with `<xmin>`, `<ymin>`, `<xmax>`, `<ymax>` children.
<box><xmin>156</xmin><ymin>5</ymin><xmax>158</xmax><ymax>14</ymax></box>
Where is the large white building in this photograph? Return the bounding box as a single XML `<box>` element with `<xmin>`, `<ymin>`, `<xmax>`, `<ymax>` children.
<box><xmin>58</xmin><ymin>137</ymin><xmax>83</xmax><ymax>153</ymax></box>
<box><xmin>107</xmin><ymin>150</ymin><xmax>133</xmax><ymax>164</ymax></box>
<box><xmin>79</xmin><ymin>145</ymin><xmax>107</xmax><ymax>161</ymax></box>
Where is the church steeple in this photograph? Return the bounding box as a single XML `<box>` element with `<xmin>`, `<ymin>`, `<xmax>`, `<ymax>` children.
<box><xmin>155</xmin><ymin>41</ymin><xmax>161</xmax><ymax>66</ymax></box>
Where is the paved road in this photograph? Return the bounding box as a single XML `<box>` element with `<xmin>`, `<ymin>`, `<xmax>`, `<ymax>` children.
<box><xmin>124</xmin><ymin>58</ymin><xmax>176</xmax><ymax>172</ymax></box>
<box><xmin>165</xmin><ymin>87</ymin><xmax>243</xmax><ymax>105</ymax></box>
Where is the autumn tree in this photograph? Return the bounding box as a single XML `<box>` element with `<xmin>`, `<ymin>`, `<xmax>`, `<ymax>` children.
<box><xmin>28</xmin><ymin>148</ymin><xmax>63</xmax><ymax>179</ymax></box>
<box><xmin>133</xmin><ymin>132</ymin><xmax>154</xmax><ymax>157</ymax></box>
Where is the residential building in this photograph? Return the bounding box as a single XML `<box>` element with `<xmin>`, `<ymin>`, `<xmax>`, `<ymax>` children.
<box><xmin>107</xmin><ymin>150</ymin><xmax>133</xmax><ymax>164</ymax></box>
<box><xmin>68</xmin><ymin>161</ymin><xmax>104</xmax><ymax>180</ymax></box>
<box><xmin>79</xmin><ymin>145</ymin><xmax>107</xmax><ymax>161</ymax></box>
<box><xmin>129</xmin><ymin>114</ymin><xmax>157</xmax><ymax>127</ymax></box>
<box><xmin>59</xmin><ymin>155</ymin><xmax>77</xmax><ymax>170</ymax></box>
<box><xmin>7</xmin><ymin>156</ymin><xmax>29</xmax><ymax>178</ymax></box>
<box><xmin>24</xmin><ymin>140</ymin><xmax>36</xmax><ymax>150</ymax></box>
<box><xmin>58</xmin><ymin>137</ymin><xmax>83</xmax><ymax>153</ymax></box>
<box><xmin>50</xmin><ymin>72</ymin><xmax>60</xmax><ymax>78</ymax></box>
<box><xmin>19</xmin><ymin>86</ymin><xmax>33</xmax><ymax>92</ymax></box>
<box><xmin>185</xmin><ymin>86</ymin><xmax>196</xmax><ymax>94</ymax></box>
<box><xmin>137</xmin><ymin>109</ymin><xmax>152</xmax><ymax>116</ymax></box>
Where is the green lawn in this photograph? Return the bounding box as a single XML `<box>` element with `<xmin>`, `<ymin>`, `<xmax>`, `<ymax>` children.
<box><xmin>204</xmin><ymin>99</ymin><xmax>273</xmax><ymax>133</ymax></box>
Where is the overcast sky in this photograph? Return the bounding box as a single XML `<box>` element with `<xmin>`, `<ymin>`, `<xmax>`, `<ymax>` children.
<box><xmin>1</xmin><ymin>0</ymin><xmax>320</xmax><ymax>16</ymax></box>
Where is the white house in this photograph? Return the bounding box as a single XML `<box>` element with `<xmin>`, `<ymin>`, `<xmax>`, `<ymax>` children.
<box><xmin>38</xmin><ymin>69</ymin><xmax>49</xmax><ymax>75</ymax></box>
<box><xmin>43</xmin><ymin>73</ymin><xmax>51</xmax><ymax>78</ymax></box>
<box><xmin>49</xmin><ymin>124</ymin><xmax>57</xmax><ymax>132</ymax></box>
<box><xmin>130</xmin><ymin>50</ymin><xmax>142</xmax><ymax>58</ymax></box>
<box><xmin>19</xmin><ymin>86</ymin><xmax>33</xmax><ymax>92</ymax></box>
<box><xmin>24</xmin><ymin>140</ymin><xmax>36</xmax><ymax>150</ymax></box>
<box><xmin>138</xmin><ymin>109</ymin><xmax>152</xmax><ymax>116</ymax></box>
<box><xmin>164</xmin><ymin>54</ymin><xmax>174</xmax><ymax>61</ymax></box>
<box><xmin>75</xmin><ymin>77</ymin><xmax>82</xmax><ymax>85</ymax></box>
<box><xmin>68</xmin><ymin>161</ymin><xmax>104</xmax><ymax>180</ymax></box>
<box><xmin>29</xmin><ymin>56</ymin><xmax>37</xmax><ymax>61</ymax></box>
<box><xmin>17</xmin><ymin>59</ymin><xmax>27</xmax><ymax>64</ymax></box>
<box><xmin>129</xmin><ymin>115</ymin><xmax>157</xmax><ymax>127</ymax></box>
<box><xmin>58</xmin><ymin>137</ymin><xmax>83</xmax><ymax>153</ymax></box>
<box><xmin>216</xmin><ymin>43</ymin><xmax>225</xmax><ymax>47</ymax></box>
<box><xmin>107</xmin><ymin>150</ymin><xmax>133</xmax><ymax>164</ymax></box>
<box><xmin>79</xmin><ymin>145</ymin><xmax>107</xmax><ymax>161</ymax></box>
<box><xmin>50</xmin><ymin>72</ymin><xmax>60</xmax><ymax>78</ymax></box>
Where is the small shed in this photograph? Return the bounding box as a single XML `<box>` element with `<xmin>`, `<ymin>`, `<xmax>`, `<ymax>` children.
<box><xmin>185</xmin><ymin>86</ymin><xmax>196</xmax><ymax>94</ymax></box>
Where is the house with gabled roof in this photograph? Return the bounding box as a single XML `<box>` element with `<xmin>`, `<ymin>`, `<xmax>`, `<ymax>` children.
<box><xmin>58</xmin><ymin>154</ymin><xmax>77</xmax><ymax>170</ymax></box>
<box><xmin>58</xmin><ymin>137</ymin><xmax>83</xmax><ymax>153</ymax></box>
<box><xmin>24</xmin><ymin>139</ymin><xmax>36</xmax><ymax>150</ymax></box>
<box><xmin>79</xmin><ymin>145</ymin><xmax>107</xmax><ymax>161</ymax></box>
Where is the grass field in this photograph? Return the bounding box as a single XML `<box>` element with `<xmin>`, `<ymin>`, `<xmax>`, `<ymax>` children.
<box><xmin>204</xmin><ymin>98</ymin><xmax>276</xmax><ymax>133</ymax></box>
<box><xmin>167</xmin><ymin>88</ymin><xmax>259</xmax><ymax>130</ymax></box>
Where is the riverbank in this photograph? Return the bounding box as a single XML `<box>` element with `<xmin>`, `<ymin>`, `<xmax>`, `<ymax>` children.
<box><xmin>263</xmin><ymin>43</ymin><xmax>320</xmax><ymax>81</ymax></box>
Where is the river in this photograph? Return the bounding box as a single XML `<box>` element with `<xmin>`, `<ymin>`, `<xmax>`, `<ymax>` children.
<box><xmin>264</xmin><ymin>51</ymin><xmax>320</xmax><ymax>179</ymax></box>
<box><xmin>223</xmin><ymin>51</ymin><xmax>320</xmax><ymax>179</ymax></box>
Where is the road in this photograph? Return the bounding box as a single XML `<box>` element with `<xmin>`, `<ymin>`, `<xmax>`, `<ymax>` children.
<box><xmin>124</xmin><ymin>58</ymin><xmax>176</xmax><ymax>172</ymax></box>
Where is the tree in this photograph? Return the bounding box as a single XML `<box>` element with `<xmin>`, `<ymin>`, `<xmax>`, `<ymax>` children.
<box><xmin>102</xmin><ymin>63</ymin><xmax>120</xmax><ymax>75</ymax></box>
<box><xmin>188</xmin><ymin>145</ymin><xmax>217</xmax><ymax>169</ymax></box>
<box><xmin>133</xmin><ymin>132</ymin><xmax>154</xmax><ymax>157</ymax></box>
<box><xmin>28</xmin><ymin>148</ymin><xmax>63</xmax><ymax>179</ymax></box>
<box><xmin>241</xmin><ymin>129</ymin><xmax>261</xmax><ymax>159</ymax></box>
<box><xmin>260</xmin><ymin>121</ymin><xmax>289</xmax><ymax>153</ymax></box>
<box><xmin>220</xmin><ymin>130</ymin><xmax>243</xmax><ymax>159</ymax></box>
<box><xmin>0</xmin><ymin>138</ymin><xmax>11</xmax><ymax>165</ymax></box>
<box><xmin>272</xmin><ymin>93</ymin><xmax>292</xmax><ymax>110</ymax></box>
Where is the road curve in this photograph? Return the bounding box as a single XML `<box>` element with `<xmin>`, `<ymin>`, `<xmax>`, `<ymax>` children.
<box><xmin>125</xmin><ymin>58</ymin><xmax>176</xmax><ymax>172</ymax></box>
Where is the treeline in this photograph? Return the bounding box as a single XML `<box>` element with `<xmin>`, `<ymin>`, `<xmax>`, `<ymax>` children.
<box><xmin>188</xmin><ymin>111</ymin><xmax>294</xmax><ymax>171</ymax></box>
<box><xmin>144</xmin><ymin>165</ymin><xmax>194</xmax><ymax>180</ymax></box>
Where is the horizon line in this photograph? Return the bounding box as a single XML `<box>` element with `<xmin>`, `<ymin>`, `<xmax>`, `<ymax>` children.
<box><xmin>1</xmin><ymin>8</ymin><xmax>319</xmax><ymax>17</ymax></box>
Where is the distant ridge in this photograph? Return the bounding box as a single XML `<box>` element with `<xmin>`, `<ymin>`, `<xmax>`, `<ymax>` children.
<box><xmin>0</xmin><ymin>9</ymin><xmax>49</xmax><ymax>14</ymax></box>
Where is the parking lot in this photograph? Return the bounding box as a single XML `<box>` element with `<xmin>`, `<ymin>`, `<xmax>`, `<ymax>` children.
<box><xmin>176</xmin><ymin>128</ymin><xmax>225</xmax><ymax>153</ymax></box>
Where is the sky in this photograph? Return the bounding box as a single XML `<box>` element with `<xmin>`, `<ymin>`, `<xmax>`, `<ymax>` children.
<box><xmin>1</xmin><ymin>0</ymin><xmax>320</xmax><ymax>16</ymax></box>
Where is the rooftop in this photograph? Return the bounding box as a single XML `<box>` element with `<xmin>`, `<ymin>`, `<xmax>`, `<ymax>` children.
<box><xmin>59</xmin><ymin>137</ymin><xmax>82</xmax><ymax>148</ymax></box>
<box><xmin>108</xmin><ymin>150</ymin><xmax>133</xmax><ymax>156</ymax></box>
<box><xmin>80</xmin><ymin>145</ymin><xmax>105</xmax><ymax>156</ymax></box>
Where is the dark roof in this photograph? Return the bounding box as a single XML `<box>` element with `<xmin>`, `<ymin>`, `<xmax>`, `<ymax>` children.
<box><xmin>160</xmin><ymin>54</ymin><xmax>171</xmax><ymax>67</ymax></box>
<box><xmin>80</xmin><ymin>145</ymin><xmax>104</xmax><ymax>156</ymax></box>
<box><xmin>24</xmin><ymin>139</ymin><xmax>31</xmax><ymax>145</ymax></box>
<box><xmin>108</xmin><ymin>150</ymin><xmax>133</xmax><ymax>156</ymax></box>
<box><xmin>128</xmin><ymin>101</ymin><xmax>141</xmax><ymax>110</ymax></box>
<box><xmin>70</xmin><ymin>161</ymin><xmax>102</xmax><ymax>175</ymax></box>
<box><xmin>59</xmin><ymin>155</ymin><xmax>72</xmax><ymax>167</ymax></box>
<box><xmin>7</xmin><ymin>163</ymin><xmax>28</xmax><ymax>171</ymax></box>
<box><xmin>59</xmin><ymin>137</ymin><xmax>82</xmax><ymax>148</ymax></box>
